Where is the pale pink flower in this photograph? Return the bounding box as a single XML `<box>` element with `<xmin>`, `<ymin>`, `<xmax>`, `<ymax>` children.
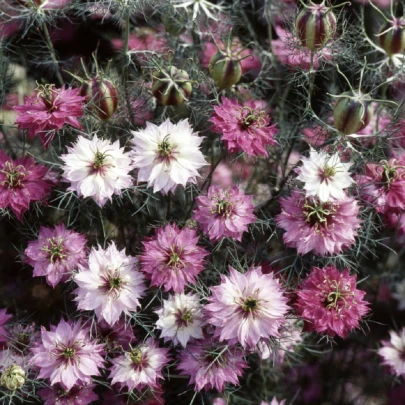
<box><xmin>261</xmin><ymin>398</ymin><xmax>286</xmax><ymax>405</ymax></box>
<box><xmin>379</xmin><ymin>328</ymin><xmax>405</xmax><ymax>376</ymax></box>
<box><xmin>205</xmin><ymin>266</ymin><xmax>290</xmax><ymax>348</ymax></box>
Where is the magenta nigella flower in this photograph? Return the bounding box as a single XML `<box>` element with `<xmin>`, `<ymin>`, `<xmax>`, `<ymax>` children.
<box><xmin>94</xmin><ymin>319</ymin><xmax>136</xmax><ymax>352</ymax></box>
<box><xmin>357</xmin><ymin>157</ymin><xmax>405</xmax><ymax>214</ymax></box>
<box><xmin>193</xmin><ymin>185</ymin><xmax>256</xmax><ymax>243</ymax></box>
<box><xmin>205</xmin><ymin>266</ymin><xmax>290</xmax><ymax>348</ymax></box>
<box><xmin>296</xmin><ymin>265</ymin><xmax>370</xmax><ymax>338</ymax></box>
<box><xmin>109</xmin><ymin>337</ymin><xmax>169</xmax><ymax>392</ymax></box>
<box><xmin>276</xmin><ymin>189</ymin><xmax>361</xmax><ymax>256</ymax></box>
<box><xmin>140</xmin><ymin>223</ymin><xmax>209</xmax><ymax>293</ymax></box>
<box><xmin>14</xmin><ymin>84</ymin><xmax>86</xmax><ymax>149</ymax></box>
<box><xmin>39</xmin><ymin>383</ymin><xmax>98</xmax><ymax>405</ymax></box>
<box><xmin>378</xmin><ymin>328</ymin><xmax>405</xmax><ymax>376</ymax></box>
<box><xmin>25</xmin><ymin>223</ymin><xmax>87</xmax><ymax>288</ymax></box>
<box><xmin>209</xmin><ymin>97</ymin><xmax>278</xmax><ymax>157</ymax></box>
<box><xmin>31</xmin><ymin>319</ymin><xmax>104</xmax><ymax>390</ymax></box>
<box><xmin>178</xmin><ymin>337</ymin><xmax>248</xmax><ymax>392</ymax></box>
<box><xmin>0</xmin><ymin>151</ymin><xmax>52</xmax><ymax>221</ymax></box>
<box><xmin>0</xmin><ymin>309</ymin><xmax>12</xmax><ymax>346</ymax></box>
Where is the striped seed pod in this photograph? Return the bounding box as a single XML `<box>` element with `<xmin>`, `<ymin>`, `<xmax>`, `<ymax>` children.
<box><xmin>209</xmin><ymin>52</ymin><xmax>242</xmax><ymax>89</ymax></box>
<box><xmin>0</xmin><ymin>364</ymin><xmax>25</xmax><ymax>391</ymax></box>
<box><xmin>80</xmin><ymin>78</ymin><xmax>118</xmax><ymax>121</ymax></box>
<box><xmin>379</xmin><ymin>18</ymin><xmax>405</xmax><ymax>56</ymax></box>
<box><xmin>296</xmin><ymin>2</ymin><xmax>336</xmax><ymax>51</ymax></box>
<box><xmin>333</xmin><ymin>91</ymin><xmax>374</xmax><ymax>135</ymax></box>
<box><xmin>152</xmin><ymin>66</ymin><xmax>192</xmax><ymax>106</ymax></box>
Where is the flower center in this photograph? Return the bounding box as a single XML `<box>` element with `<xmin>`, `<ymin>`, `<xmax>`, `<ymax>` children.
<box><xmin>109</xmin><ymin>276</ymin><xmax>122</xmax><ymax>289</ymax></box>
<box><xmin>158</xmin><ymin>139</ymin><xmax>173</xmax><ymax>159</ymax></box>
<box><xmin>380</xmin><ymin>161</ymin><xmax>404</xmax><ymax>189</ymax></box>
<box><xmin>0</xmin><ymin>162</ymin><xmax>26</xmax><ymax>189</ymax></box>
<box><xmin>103</xmin><ymin>270</ymin><xmax>125</xmax><ymax>300</ymax></box>
<box><xmin>324</xmin><ymin>279</ymin><xmax>354</xmax><ymax>310</ymax></box>
<box><xmin>303</xmin><ymin>199</ymin><xmax>336</xmax><ymax>227</ymax></box>
<box><xmin>319</xmin><ymin>165</ymin><xmax>336</xmax><ymax>183</ymax></box>
<box><xmin>17</xmin><ymin>332</ymin><xmax>30</xmax><ymax>347</ymax></box>
<box><xmin>239</xmin><ymin>107</ymin><xmax>266</xmax><ymax>129</ymax></box>
<box><xmin>41</xmin><ymin>238</ymin><xmax>66</xmax><ymax>263</ymax></box>
<box><xmin>167</xmin><ymin>246</ymin><xmax>185</xmax><ymax>269</ymax></box>
<box><xmin>212</xmin><ymin>197</ymin><xmax>233</xmax><ymax>218</ymax></box>
<box><xmin>36</xmin><ymin>83</ymin><xmax>58</xmax><ymax>111</ymax></box>
<box><xmin>93</xmin><ymin>151</ymin><xmax>107</xmax><ymax>170</ymax></box>
<box><xmin>176</xmin><ymin>309</ymin><xmax>194</xmax><ymax>327</ymax></box>
<box><xmin>130</xmin><ymin>348</ymin><xmax>143</xmax><ymax>365</ymax></box>
<box><xmin>242</xmin><ymin>297</ymin><xmax>259</xmax><ymax>312</ymax></box>
<box><xmin>63</xmin><ymin>347</ymin><xmax>76</xmax><ymax>359</ymax></box>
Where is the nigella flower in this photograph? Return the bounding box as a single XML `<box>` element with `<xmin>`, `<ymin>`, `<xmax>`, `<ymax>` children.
<box><xmin>172</xmin><ymin>0</ymin><xmax>224</xmax><ymax>20</ymax></box>
<box><xmin>193</xmin><ymin>185</ymin><xmax>256</xmax><ymax>242</ymax></box>
<box><xmin>209</xmin><ymin>97</ymin><xmax>278</xmax><ymax>157</ymax></box>
<box><xmin>93</xmin><ymin>319</ymin><xmax>136</xmax><ymax>352</ymax></box>
<box><xmin>155</xmin><ymin>292</ymin><xmax>205</xmax><ymax>347</ymax></box>
<box><xmin>109</xmin><ymin>338</ymin><xmax>170</xmax><ymax>392</ymax></box>
<box><xmin>25</xmin><ymin>223</ymin><xmax>87</xmax><ymax>288</ymax></box>
<box><xmin>295</xmin><ymin>265</ymin><xmax>370</xmax><ymax>338</ymax></box>
<box><xmin>31</xmin><ymin>319</ymin><xmax>104</xmax><ymax>390</ymax></box>
<box><xmin>140</xmin><ymin>223</ymin><xmax>209</xmax><ymax>293</ymax></box>
<box><xmin>276</xmin><ymin>189</ymin><xmax>361</xmax><ymax>256</ymax></box>
<box><xmin>39</xmin><ymin>383</ymin><xmax>98</xmax><ymax>405</ymax></box>
<box><xmin>0</xmin><ymin>309</ymin><xmax>12</xmax><ymax>346</ymax></box>
<box><xmin>0</xmin><ymin>151</ymin><xmax>52</xmax><ymax>221</ymax></box>
<box><xmin>297</xmin><ymin>148</ymin><xmax>354</xmax><ymax>202</ymax></box>
<box><xmin>378</xmin><ymin>328</ymin><xmax>405</xmax><ymax>376</ymax></box>
<box><xmin>178</xmin><ymin>337</ymin><xmax>248</xmax><ymax>392</ymax></box>
<box><xmin>74</xmin><ymin>242</ymin><xmax>146</xmax><ymax>327</ymax></box>
<box><xmin>356</xmin><ymin>157</ymin><xmax>405</xmax><ymax>214</ymax></box>
<box><xmin>14</xmin><ymin>84</ymin><xmax>86</xmax><ymax>149</ymax></box>
<box><xmin>61</xmin><ymin>134</ymin><xmax>134</xmax><ymax>207</ymax></box>
<box><xmin>131</xmin><ymin>119</ymin><xmax>208</xmax><ymax>195</ymax></box>
<box><xmin>205</xmin><ymin>266</ymin><xmax>290</xmax><ymax>348</ymax></box>
<box><xmin>261</xmin><ymin>399</ymin><xmax>286</xmax><ymax>405</ymax></box>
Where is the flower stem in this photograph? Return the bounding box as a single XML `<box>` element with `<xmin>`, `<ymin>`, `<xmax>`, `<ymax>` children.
<box><xmin>42</xmin><ymin>22</ymin><xmax>64</xmax><ymax>87</ymax></box>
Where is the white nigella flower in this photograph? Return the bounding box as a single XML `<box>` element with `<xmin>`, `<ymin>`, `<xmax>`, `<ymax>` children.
<box><xmin>155</xmin><ymin>292</ymin><xmax>205</xmax><ymax>347</ymax></box>
<box><xmin>297</xmin><ymin>148</ymin><xmax>354</xmax><ymax>202</ymax></box>
<box><xmin>74</xmin><ymin>242</ymin><xmax>146</xmax><ymax>327</ymax></box>
<box><xmin>378</xmin><ymin>328</ymin><xmax>405</xmax><ymax>377</ymax></box>
<box><xmin>392</xmin><ymin>279</ymin><xmax>405</xmax><ymax>311</ymax></box>
<box><xmin>61</xmin><ymin>135</ymin><xmax>134</xmax><ymax>207</ymax></box>
<box><xmin>171</xmin><ymin>0</ymin><xmax>224</xmax><ymax>21</ymax></box>
<box><xmin>131</xmin><ymin>119</ymin><xmax>208</xmax><ymax>194</ymax></box>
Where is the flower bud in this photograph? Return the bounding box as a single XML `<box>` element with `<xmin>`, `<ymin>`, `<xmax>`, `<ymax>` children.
<box><xmin>296</xmin><ymin>2</ymin><xmax>336</xmax><ymax>51</ymax></box>
<box><xmin>209</xmin><ymin>53</ymin><xmax>242</xmax><ymax>89</ymax></box>
<box><xmin>379</xmin><ymin>18</ymin><xmax>405</xmax><ymax>56</ymax></box>
<box><xmin>80</xmin><ymin>78</ymin><xmax>118</xmax><ymax>121</ymax></box>
<box><xmin>0</xmin><ymin>364</ymin><xmax>25</xmax><ymax>391</ymax></box>
<box><xmin>152</xmin><ymin>66</ymin><xmax>192</xmax><ymax>106</ymax></box>
<box><xmin>333</xmin><ymin>91</ymin><xmax>374</xmax><ymax>135</ymax></box>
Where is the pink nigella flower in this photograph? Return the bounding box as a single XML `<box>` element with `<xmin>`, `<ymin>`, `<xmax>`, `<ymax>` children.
<box><xmin>209</xmin><ymin>97</ymin><xmax>278</xmax><ymax>157</ymax></box>
<box><xmin>296</xmin><ymin>265</ymin><xmax>370</xmax><ymax>338</ymax></box>
<box><xmin>14</xmin><ymin>84</ymin><xmax>86</xmax><ymax>149</ymax></box>
<box><xmin>74</xmin><ymin>242</ymin><xmax>146</xmax><ymax>327</ymax></box>
<box><xmin>193</xmin><ymin>185</ymin><xmax>256</xmax><ymax>242</ymax></box>
<box><xmin>0</xmin><ymin>309</ymin><xmax>12</xmax><ymax>346</ymax></box>
<box><xmin>276</xmin><ymin>189</ymin><xmax>361</xmax><ymax>256</ymax></box>
<box><xmin>357</xmin><ymin>157</ymin><xmax>405</xmax><ymax>214</ymax></box>
<box><xmin>25</xmin><ymin>223</ymin><xmax>87</xmax><ymax>288</ymax></box>
<box><xmin>378</xmin><ymin>328</ymin><xmax>405</xmax><ymax>376</ymax></box>
<box><xmin>93</xmin><ymin>319</ymin><xmax>135</xmax><ymax>352</ymax></box>
<box><xmin>0</xmin><ymin>151</ymin><xmax>52</xmax><ymax>221</ymax></box>
<box><xmin>261</xmin><ymin>398</ymin><xmax>286</xmax><ymax>405</ymax></box>
<box><xmin>205</xmin><ymin>266</ymin><xmax>290</xmax><ymax>348</ymax></box>
<box><xmin>178</xmin><ymin>337</ymin><xmax>248</xmax><ymax>392</ymax></box>
<box><xmin>109</xmin><ymin>337</ymin><xmax>169</xmax><ymax>392</ymax></box>
<box><xmin>140</xmin><ymin>223</ymin><xmax>208</xmax><ymax>293</ymax></box>
<box><xmin>39</xmin><ymin>383</ymin><xmax>98</xmax><ymax>405</ymax></box>
<box><xmin>31</xmin><ymin>319</ymin><xmax>104</xmax><ymax>390</ymax></box>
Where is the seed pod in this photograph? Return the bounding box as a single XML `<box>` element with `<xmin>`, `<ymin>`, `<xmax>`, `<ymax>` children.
<box><xmin>209</xmin><ymin>52</ymin><xmax>242</xmax><ymax>89</ymax></box>
<box><xmin>0</xmin><ymin>364</ymin><xmax>25</xmax><ymax>391</ymax></box>
<box><xmin>379</xmin><ymin>18</ymin><xmax>405</xmax><ymax>56</ymax></box>
<box><xmin>296</xmin><ymin>2</ymin><xmax>336</xmax><ymax>51</ymax></box>
<box><xmin>80</xmin><ymin>78</ymin><xmax>118</xmax><ymax>121</ymax></box>
<box><xmin>152</xmin><ymin>66</ymin><xmax>192</xmax><ymax>106</ymax></box>
<box><xmin>333</xmin><ymin>91</ymin><xmax>374</xmax><ymax>135</ymax></box>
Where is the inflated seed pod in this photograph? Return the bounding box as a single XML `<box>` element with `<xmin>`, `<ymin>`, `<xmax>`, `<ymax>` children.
<box><xmin>333</xmin><ymin>91</ymin><xmax>374</xmax><ymax>135</ymax></box>
<box><xmin>296</xmin><ymin>2</ymin><xmax>337</xmax><ymax>51</ymax></box>
<box><xmin>0</xmin><ymin>364</ymin><xmax>25</xmax><ymax>391</ymax></box>
<box><xmin>379</xmin><ymin>18</ymin><xmax>405</xmax><ymax>56</ymax></box>
<box><xmin>80</xmin><ymin>78</ymin><xmax>118</xmax><ymax>121</ymax></box>
<box><xmin>209</xmin><ymin>52</ymin><xmax>242</xmax><ymax>89</ymax></box>
<box><xmin>152</xmin><ymin>66</ymin><xmax>192</xmax><ymax>106</ymax></box>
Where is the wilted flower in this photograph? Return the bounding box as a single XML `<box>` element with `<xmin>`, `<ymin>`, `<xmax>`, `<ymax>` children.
<box><xmin>205</xmin><ymin>266</ymin><xmax>290</xmax><ymax>348</ymax></box>
<box><xmin>210</xmin><ymin>97</ymin><xmax>278</xmax><ymax>157</ymax></box>
<box><xmin>155</xmin><ymin>292</ymin><xmax>205</xmax><ymax>347</ymax></box>
<box><xmin>61</xmin><ymin>134</ymin><xmax>133</xmax><ymax>207</ymax></box>
<box><xmin>25</xmin><ymin>223</ymin><xmax>87</xmax><ymax>288</ymax></box>
<box><xmin>109</xmin><ymin>338</ymin><xmax>169</xmax><ymax>392</ymax></box>
<box><xmin>74</xmin><ymin>242</ymin><xmax>146</xmax><ymax>326</ymax></box>
<box><xmin>0</xmin><ymin>364</ymin><xmax>25</xmax><ymax>391</ymax></box>
<box><xmin>140</xmin><ymin>223</ymin><xmax>208</xmax><ymax>293</ymax></box>
<box><xmin>297</xmin><ymin>148</ymin><xmax>354</xmax><ymax>202</ymax></box>
<box><xmin>378</xmin><ymin>328</ymin><xmax>405</xmax><ymax>376</ymax></box>
<box><xmin>39</xmin><ymin>383</ymin><xmax>98</xmax><ymax>405</ymax></box>
<box><xmin>31</xmin><ymin>319</ymin><xmax>104</xmax><ymax>390</ymax></box>
<box><xmin>131</xmin><ymin>119</ymin><xmax>207</xmax><ymax>194</ymax></box>
<box><xmin>296</xmin><ymin>265</ymin><xmax>370</xmax><ymax>338</ymax></box>
<box><xmin>178</xmin><ymin>337</ymin><xmax>248</xmax><ymax>392</ymax></box>
<box><xmin>0</xmin><ymin>151</ymin><xmax>52</xmax><ymax>221</ymax></box>
<box><xmin>193</xmin><ymin>185</ymin><xmax>256</xmax><ymax>242</ymax></box>
<box><xmin>14</xmin><ymin>85</ymin><xmax>85</xmax><ymax>149</ymax></box>
<box><xmin>276</xmin><ymin>189</ymin><xmax>361</xmax><ymax>256</ymax></box>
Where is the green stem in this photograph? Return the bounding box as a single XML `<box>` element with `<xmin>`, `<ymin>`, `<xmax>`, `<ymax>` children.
<box><xmin>42</xmin><ymin>22</ymin><xmax>64</xmax><ymax>87</ymax></box>
<box><xmin>122</xmin><ymin>11</ymin><xmax>135</xmax><ymax>127</ymax></box>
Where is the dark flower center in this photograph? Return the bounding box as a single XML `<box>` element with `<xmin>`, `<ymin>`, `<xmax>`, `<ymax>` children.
<box><xmin>319</xmin><ymin>165</ymin><xmax>336</xmax><ymax>183</ymax></box>
<box><xmin>167</xmin><ymin>246</ymin><xmax>185</xmax><ymax>269</ymax></box>
<box><xmin>41</xmin><ymin>238</ymin><xmax>66</xmax><ymax>263</ymax></box>
<box><xmin>239</xmin><ymin>107</ymin><xmax>266</xmax><ymax>130</ymax></box>
<box><xmin>303</xmin><ymin>199</ymin><xmax>336</xmax><ymax>227</ymax></box>
<box><xmin>109</xmin><ymin>276</ymin><xmax>122</xmax><ymax>290</ymax></box>
<box><xmin>130</xmin><ymin>348</ymin><xmax>143</xmax><ymax>365</ymax></box>
<box><xmin>242</xmin><ymin>297</ymin><xmax>259</xmax><ymax>312</ymax></box>
<box><xmin>158</xmin><ymin>139</ymin><xmax>173</xmax><ymax>159</ymax></box>
<box><xmin>1</xmin><ymin>162</ymin><xmax>26</xmax><ymax>189</ymax></box>
<box><xmin>36</xmin><ymin>83</ymin><xmax>58</xmax><ymax>111</ymax></box>
<box><xmin>63</xmin><ymin>347</ymin><xmax>76</xmax><ymax>359</ymax></box>
<box><xmin>176</xmin><ymin>309</ymin><xmax>193</xmax><ymax>327</ymax></box>
<box><xmin>102</xmin><ymin>270</ymin><xmax>125</xmax><ymax>299</ymax></box>
<box><xmin>212</xmin><ymin>198</ymin><xmax>233</xmax><ymax>218</ymax></box>
<box><xmin>380</xmin><ymin>161</ymin><xmax>404</xmax><ymax>189</ymax></box>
